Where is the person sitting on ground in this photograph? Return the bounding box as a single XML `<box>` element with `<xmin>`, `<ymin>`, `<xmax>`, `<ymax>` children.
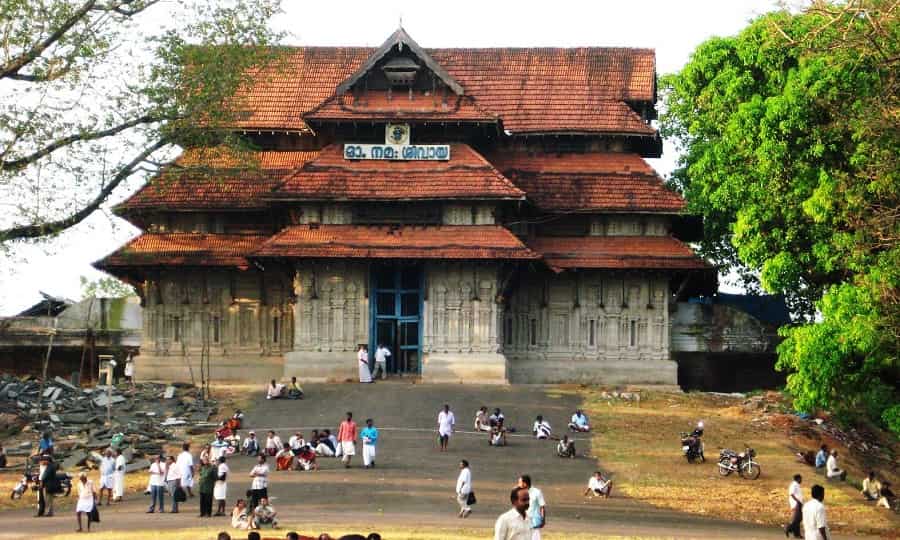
<box><xmin>242</xmin><ymin>431</ymin><xmax>260</xmax><ymax>456</ymax></box>
<box><xmin>227</xmin><ymin>410</ymin><xmax>244</xmax><ymax>431</ymax></box>
<box><xmin>267</xmin><ymin>380</ymin><xmax>286</xmax><ymax>400</ymax></box>
<box><xmin>533</xmin><ymin>415</ymin><xmax>553</xmax><ymax>440</ymax></box>
<box><xmin>796</xmin><ymin>449</ymin><xmax>815</xmax><ymax>466</ymax></box>
<box><xmin>275</xmin><ymin>444</ymin><xmax>293</xmax><ymax>471</ymax></box>
<box><xmin>557</xmin><ymin>435</ymin><xmax>576</xmax><ymax>458</ymax></box>
<box><xmin>327</xmin><ymin>429</ymin><xmax>340</xmax><ymax>457</ymax></box>
<box><xmin>826</xmin><ymin>449</ymin><xmax>846</xmax><ymax>481</ymax></box>
<box><xmin>211</xmin><ymin>433</ymin><xmax>230</xmax><ymax>461</ymax></box>
<box><xmin>878</xmin><ymin>481</ymin><xmax>895</xmax><ymax>509</ymax></box>
<box><xmin>584</xmin><ymin>471</ymin><xmax>612</xmax><ymax>498</ymax></box>
<box><xmin>296</xmin><ymin>446</ymin><xmax>318</xmax><ymax>472</ymax></box>
<box><xmin>253</xmin><ymin>496</ymin><xmax>279</xmax><ymax>529</ymax></box>
<box><xmin>314</xmin><ymin>431</ymin><xmax>335</xmax><ymax>457</ymax></box>
<box><xmin>287</xmin><ymin>377</ymin><xmax>304</xmax><ymax>400</ymax></box>
<box><xmin>265</xmin><ymin>431</ymin><xmax>282</xmax><ymax>457</ymax></box>
<box><xmin>814</xmin><ymin>444</ymin><xmax>828</xmax><ymax>471</ymax></box>
<box><xmin>568</xmin><ymin>409</ymin><xmax>591</xmax><ymax>432</ymax></box>
<box><xmin>489</xmin><ymin>420</ymin><xmax>508</xmax><ymax>447</ymax></box>
<box><xmin>474</xmin><ymin>406</ymin><xmax>490</xmax><ymax>432</ymax></box>
<box><xmin>488</xmin><ymin>408</ymin><xmax>505</xmax><ymax>428</ymax></box>
<box><xmin>863</xmin><ymin>471</ymin><xmax>881</xmax><ymax>501</ymax></box>
<box><xmin>231</xmin><ymin>499</ymin><xmax>251</xmax><ymax>530</ymax></box>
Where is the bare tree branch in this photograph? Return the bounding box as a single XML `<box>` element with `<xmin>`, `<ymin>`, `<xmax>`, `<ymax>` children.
<box><xmin>0</xmin><ymin>138</ymin><xmax>168</xmax><ymax>241</ymax></box>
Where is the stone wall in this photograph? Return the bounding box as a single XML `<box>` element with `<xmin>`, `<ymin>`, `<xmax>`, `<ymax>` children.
<box><xmin>504</xmin><ymin>271</ymin><xmax>676</xmax><ymax>385</ymax></box>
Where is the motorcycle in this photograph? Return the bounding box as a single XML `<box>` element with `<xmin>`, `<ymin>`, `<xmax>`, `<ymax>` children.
<box><xmin>680</xmin><ymin>421</ymin><xmax>705</xmax><ymax>463</ymax></box>
<box><xmin>718</xmin><ymin>447</ymin><xmax>761</xmax><ymax>479</ymax></box>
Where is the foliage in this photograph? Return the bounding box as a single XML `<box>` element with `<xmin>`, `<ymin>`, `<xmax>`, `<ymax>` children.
<box><xmin>79</xmin><ymin>275</ymin><xmax>134</xmax><ymax>299</ymax></box>
<box><xmin>0</xmin><ymin>0</ymin><xmax>283</xmax><ymax>242</ymax></box>
<box><xmin>661</xmin><ymin>0</ymin><xmax>898</xmax><ymax>426</ymax></box>
<box><xmin>882</xmin><ymin>404</ymin><xmax>900</xmax><ymax>438</ymax></box>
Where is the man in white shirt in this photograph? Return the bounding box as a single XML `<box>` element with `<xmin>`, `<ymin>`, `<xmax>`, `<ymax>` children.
<box><xmin>438</xmin><ymin>404</ymin><xmax>455</xmax><ymax>452</ymax></box>
<box><xmin>288</xmin><ymin>432</ymin><xmax>305</xmax><ymax>454</ymax></box>
<box><xmin>785</xmin><ymin>474</ymin><xmax>804</xmax><ymax>538</ymax></box>
<box><xmin>584</xmin><ymin>471</ymin><xmax>612</xmax><ymax>498</ymax></box>
<box><xmin>825</xmin><ymin>450</ymin><xmax>846</xmax><ymax>481</ymax></box>
<box><xmin>147</xmin><ymin>454</ymin><xmax>166</xmax><ymax>513</ymax></box>
<box><xmin>456</xmin><ymin>460</ymin><xmax>473</xmax><ymax>518</ymax></box>
<box><xmin>265</xmin><ymin>431</ymin><xmax>283</xmax><ymax>457</ymax></box>
<box><xmin>802</xmin><ymin>484</ymin><xmax>829</xmax><ymax>540</ymax></box>
<box><xmin>214</xmin><ymin>455</ymin><xmax>229</xmax><ymax>516</ymax></box>
<box><xmin>99</xmin><ymin>449</ymin><xmax>115</xmax><ymax>505</ymax></box>
<box><xmin>112</xmin><ymin>448</ymin><xmax>127</xmax><ymax>502</ymax></box>
<box><xmin>518</xmin><ymin>475</ymin><xmax>546</xmax><ymax>540</ymax></box>
<box><xmin>372</xmin><ymin>343</ymin><xmax>391</xmax><ymax>380</ymax></box>
<box><xmin>532</xmin><ymin>416</ymin><xmax>552</xmax><ymax>440</ymax></box>
<box><xmin>249</xmin><ymin>454</ymin><xmax>269</xmax><ymax>510</ymax></box>
<box><xmin>242</xmin><ymin>431</ymin><xmax>260</xmax><ymax>456</ymax></box>
<box><xmin>494</xmin><ymin>486</ymin><xmax>532</xmax><ymax>540</ymax></box>
<box><xmin>124</xmin><ymin>352</ymin><xmax>136</xmax><ymax>389</ymax></box>
<box><xmin>176</xmin><ymin>442</ymin><xmax>195</xmax><ymax>497</ymax></box>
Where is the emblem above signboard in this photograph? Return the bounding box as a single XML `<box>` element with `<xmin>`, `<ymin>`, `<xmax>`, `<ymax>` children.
<box><xmin>343</xmin><ymin>123</ymin><xmax>450</xmax><ymax>161</ymax></box>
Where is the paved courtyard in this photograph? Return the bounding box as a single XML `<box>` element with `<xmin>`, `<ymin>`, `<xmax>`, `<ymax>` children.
<box><xmin>0</xmin><ymin>383</ymin><xmax>875</xmax><ymax>538</ymax></box>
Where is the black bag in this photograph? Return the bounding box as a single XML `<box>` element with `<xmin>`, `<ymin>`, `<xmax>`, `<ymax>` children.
<box><xmin>466</xmin><ymin>491</ymin><xmax>477</xmax><ymax>505</ymax></box>
<box><xmin>173</xmin><ymin>486</ymin><xmax>187</xmax><ymax>502</ymax></box>
<box><xmin>89</xmin><ymin>503</ymin><xmax>100</xmax><ymax>523</ymax></box>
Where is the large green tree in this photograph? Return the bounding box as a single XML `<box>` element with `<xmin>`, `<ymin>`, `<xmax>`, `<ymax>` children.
<box><xmin>661</xmin><ymin>0</ymin><xmax>898</xmax><ymax>429</ymax></box>
<box><xmin>0</xmin><ymin>0</ymin><xmax>282</xmax><ymax>241</ymax></box>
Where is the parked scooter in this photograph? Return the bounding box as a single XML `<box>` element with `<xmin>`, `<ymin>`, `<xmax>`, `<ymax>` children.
<box><xmin>718</xmin><ymin>446</ymin><xmax>761</xmax><ymax>479</ymax></box>
<box><xmin>680</xmin><ymin>421</ymin><xmax>705</xmax><ymax>463</ymax></box>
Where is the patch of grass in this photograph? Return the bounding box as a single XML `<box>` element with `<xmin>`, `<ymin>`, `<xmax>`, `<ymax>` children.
<box><xmin>582</xmin><ymin>390</ymin><xmax>899</xmax><ymax>536</ymax></box>
<box><xmin>0</xmin><ymin>470</ymin><xmax>150</xmax><ymax>512</ymax></box>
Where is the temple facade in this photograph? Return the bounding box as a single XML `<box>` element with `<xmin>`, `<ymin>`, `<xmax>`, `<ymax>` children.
<box><xmin>97</xmin><ymin>29</ymin><xmax>714</xmax><ymax>385</ymax></box>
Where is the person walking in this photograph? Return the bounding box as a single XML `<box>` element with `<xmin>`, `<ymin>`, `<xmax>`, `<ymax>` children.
<box><xmin>518</xmin><ymin>475</ymin><xmax>546</xmax><ymax>539</ymax></box>
<box><xmin>98</xmin><ymin>449</ymin><xmax>115</xmax><ymax>506</ymax></box>
<box><xmin>112</xmin><ymin>447</ymin><xmax>126</xmax><ymax>502</ymax></box>
<box><xmin>248</xmin><ymin>455</ymin><xmax>269</xmax><ymax>510</ymax></box>
<box><xmin>74</xmin><ymin>472</ymin><xmax>97</xmax><ymax>533</ymax></box>
<box><xmin>357</xmin><ymin>345</ymin><xmax>373</xmax><ymax>383</ymax></box>
<box><xmin>177</xmin><ymin>442</ymin><xmax>195</xmax><ymax>497</ymax></box>
<box><xmin>456</xmin><ymin>460</ymin><xmax>473</xmax><ymax>518</ymax></box>
<box><xmin>164</xmin><ymin>455</ymin><xmax>181</xmax><ymax>513</ymax></box>
<box><xmin>124</xmin><ymin>352</ymin><xmax>136</xmax><ymax>390</ymax></box>
<box><xmin>438</xmin><ymin>404</ymin><xmax>455</xmax><ymax>452</ymax></box>
<box><xmin>214</xmin><ymin>456</ymin><xmax>229</xmax><ymax>516</ymax></box>
<box><xmin>198</xmin><ymin>456</ymin><xmax>216</xmax><ymax>517</ymax></box>
<box><xmin>372</xmin><ymin>343</ymin><xmax>391</xmax><ymax>380</ymax></box>
<box><xmin>338</xmin><ymin>412</ymin><xmax>358</xmax><ymax>468</ymax></box>
<box><xmin>784</xmin><ymin>474</ymin><xmax>803</xmax><ymax>538</ymax></box>
<box><xmin>147</xmin><ymin>454</ymin><xmax>166</xmax><ymax>513</ymax></box>
<box><xmin>802</xmin><ymin>484</ymin><xmax>830</xmax><ymax>540</ymax></box>
<box><xmin>494</xmin><ymin>486</ymin><xmax>531</xmax><ymax>540</ymax></box>
<box><xmin>361</xmin><ymin>418</ymin><xmax>379</xmax><ymax>469</ymax></box>
<box><xmin>36</xmin><ymin>454</ymin><xmax>60</xmax><ymax>517</ymax></box>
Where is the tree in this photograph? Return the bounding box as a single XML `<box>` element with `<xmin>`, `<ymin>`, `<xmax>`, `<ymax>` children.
<box><xmin>661</xmin><ymin>0</ymin><xmax>898</xmax><ymax>429</ymax></box>
<box><xmin>79</xmin><ymin>275</ymin><xmax>134</xmax><ymax>298</ymax></box>
<box><xmin>0</xmin><ymin>0</ymin><xmax>283</xmax><ymax>242</ymax></box>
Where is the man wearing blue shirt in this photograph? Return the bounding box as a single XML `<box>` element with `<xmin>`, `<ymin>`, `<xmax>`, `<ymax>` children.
<box><xmin>38</xmin><ymin>432</ymin><xmax>54</xmax><ymax>455</ymax></box>
<box><xmin>361</xmin><ymin>418</ymin><xmax>379</xmax><ymax>469</ymax></box>
<box><xmin>815</xmin><ymin>445</ymin><xmax>828</xmax><ymax>470</ymax></box>
<box><xmin>568</xmin><ymin>410</ymin><xmax>590</xmax><ymax>433</ymax></box>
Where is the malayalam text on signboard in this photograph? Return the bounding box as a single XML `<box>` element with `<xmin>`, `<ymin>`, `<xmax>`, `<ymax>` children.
<box><xmin>343</xmin><ymin>144</ymin><xmax>451</xmax><ymax>161</ymax></box>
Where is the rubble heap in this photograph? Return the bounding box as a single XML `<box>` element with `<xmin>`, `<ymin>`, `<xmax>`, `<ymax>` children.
<box><xmin>0</xmin><ymin>374</ymin><xmax>217</xmax><ymax>471</ymax></box>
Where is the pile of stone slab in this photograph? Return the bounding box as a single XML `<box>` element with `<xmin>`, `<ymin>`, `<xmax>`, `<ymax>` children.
<box><xmin>0</xmin><ymin>374</ymin><xmax>217</xmax><ymax>471</ymax></box>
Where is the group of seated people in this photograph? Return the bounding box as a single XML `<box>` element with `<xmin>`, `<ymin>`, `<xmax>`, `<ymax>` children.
<box><xmin>814</xmin><ymin>444</ymin><xmax>848</xmax><ymax>481</ymax></box>
<box><xmin>267</xmin><ymin>378</ymin><xmax>304</xmax><ymax>400</ymax></box>
<box><xmin>862</xmin><ymin>471</ymin><xmax>895</xmax><ymax>509</ymax></box>
<box><xmin>473</xmin><ymin>407</ymin><xmax>511</xmax><ymax>447</ymax></box>
<box><xmin>218</xmin><ymin>531</ymin><xmax>381</xmax><ymax>540</ymax></box>
<box><xmin>471</xmin><ymin>406</ymin><xmax>589</xmax><ymax>454</ymax></box>
<box><xmin>231</xmin><ymin>497</ymin><xmax>279</xmax><ymax>530</ymax></box>
<box><xmin>241</xmin><ymin>428</ymin><xmax>348</xmax><ymax>469</ymax></box>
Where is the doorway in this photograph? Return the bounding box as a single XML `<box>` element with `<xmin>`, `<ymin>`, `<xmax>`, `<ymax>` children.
<box><xmin>370</xmin><ymin>265</ymin><xmax>423</xmax><ymax>375</ymax></box>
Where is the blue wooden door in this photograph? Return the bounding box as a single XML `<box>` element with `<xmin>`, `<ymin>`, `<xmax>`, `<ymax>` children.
<box><xmin>370</xmin><ymin>265</ymin><xmax>423</xmax><ymax>374</ymax></box>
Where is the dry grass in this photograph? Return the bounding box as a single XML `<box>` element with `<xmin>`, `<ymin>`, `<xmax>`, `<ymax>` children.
<box><xmin>579</xmin><ymin>389</ymin><xmax>899</xmax><ymax>537</ymax></box>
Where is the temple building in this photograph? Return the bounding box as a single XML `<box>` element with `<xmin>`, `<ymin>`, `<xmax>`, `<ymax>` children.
<box><xmin>95</xmin><ymin>29</ymin><xmax>716</xmax><ymax>385</ymax></box>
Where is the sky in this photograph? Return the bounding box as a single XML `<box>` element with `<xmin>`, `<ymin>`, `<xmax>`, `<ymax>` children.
<box><xmin>0</xmin><ymin>0</ymin><xmax>781</xmax><ymax>315</ymax></box>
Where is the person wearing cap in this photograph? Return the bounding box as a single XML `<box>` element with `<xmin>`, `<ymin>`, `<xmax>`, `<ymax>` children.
<box><xmin>74</xmin><ymin>472</ymin><xmax>97</xmax><ymax>532</ymax></box>
<box><xmin>243</xmin><ymin>431</ymin><xmax>260</xmax><ymax>456</ymax></box>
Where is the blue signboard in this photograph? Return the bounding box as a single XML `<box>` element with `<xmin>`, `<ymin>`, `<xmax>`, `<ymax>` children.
<box><xmin>343</xmin><ymin>144</ymin><xmax>450</xmax><ymax>161</ymax></box>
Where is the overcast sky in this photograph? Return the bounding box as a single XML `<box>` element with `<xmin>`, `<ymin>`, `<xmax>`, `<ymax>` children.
<box><xmin>0</xmin><ymin>0</ymin><xmax>781</xmax><ymax>315</ymax></box>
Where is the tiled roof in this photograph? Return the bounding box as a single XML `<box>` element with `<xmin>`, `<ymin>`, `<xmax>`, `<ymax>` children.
<box><xmin>270</xmin><ymin>144</ymin><xmax>524</xmax><ymax>201</ymax></box>
<box><xmin>527</xmin><ymin>236</ymin><xmax>709</xmax><ymax>270</ymax></box>
<box><xmin>232</xmin><ymin>47</ymin><xmax>655</xmax><ymax>135</ymax></box>
<box><xmin>254</xmin><ymin>225</ymin><xmax>539</xmax><ymax>260</ymax></box>
<box><xmin>490</xmin><ymin>152</ymin><xmax>685</xmax><ymax>212</ymax></box>
<box><xmin>117</xmin><ymin>148</ymin><xmax>319</xmax><ymax>211</ymax></box>
<box><xmin>305</xmin><ymin>91</ymin><xmax>497</xmax><ymax>122</ymax></box>
<box><xmin>94</xmin><ymin>233</ymin><xmax>268</xmax><ymax>269</ymax></box>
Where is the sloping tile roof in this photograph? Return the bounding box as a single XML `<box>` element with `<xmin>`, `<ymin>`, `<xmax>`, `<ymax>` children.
<box><xmin>305</xmin><ymin>91</ymin><xmax>497</xmax><ymax>122</ymax></box>
<box><xmin>254</xmin><ymin>225</ymin><xmax>539</xmax><ymax>260</ymax></box>
<box><xmin>94</xmin><ymin>233</ymin><xmax>268</xmax><ymax>269</ymax></box>
<box><xmin>270</xmin><ymin>144</ymin><xmax>524</xmax><ymax>201</ymax></box>
<box><xmin>117</xmin><ymin>148</ymin><xmax>319</xmax><ymax>211</ymax></box>
<box><xmin>232</xmin><ymin>47</ymin><xmax>655</xmax><ymax>135</ymax></box>
<box><xmin>527</xmin><ymin>236</ymin><xmax>709</xmax><ymax>270</ymax></box>
<box><xmin>490</xmin><ymin>152</ymin><xmax>685</xmax><ymax>212</ymax></box>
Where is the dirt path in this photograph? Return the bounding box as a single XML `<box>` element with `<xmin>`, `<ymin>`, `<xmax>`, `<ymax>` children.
<box><xmin>0</xmin><ymin>383</ymin><xmax>883</xmax><ymax>539</ymax></box>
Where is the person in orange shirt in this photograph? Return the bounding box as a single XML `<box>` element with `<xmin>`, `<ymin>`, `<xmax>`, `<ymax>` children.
<box><xmin>337</xmin><ymin>412</ymin><xmax>358</xmax><ymax>468</ymax></box>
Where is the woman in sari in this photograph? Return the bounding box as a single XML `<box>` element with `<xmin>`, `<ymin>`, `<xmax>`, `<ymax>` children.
<box><xmin>231</xmin><ymin>498</ymin><xmax>251</xmax><ymax>530</ymax></box>
<box><xmin>357</xmin><ymin>344</ymin><xmax>372</xmax><ymax>383</ymax></box>
<box><xmin>275</xmin><ymin>444</ymin><xmax>293</xmax><ymax>471</ymax></box>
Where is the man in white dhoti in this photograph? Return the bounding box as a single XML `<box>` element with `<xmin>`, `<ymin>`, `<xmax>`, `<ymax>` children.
<box><xmin>112</xmin><ymin>447</ymin><xmax>126</xmax><ymax>502</ymax></box>
<box><xmin>372</xmin><ymin>343</ymin><xmax>391</xmax><ymax>380</ymax></box>
<box><xmin>214</xmin><ymin>455</ymin><xmax>229</xmax><ymax>516</ymax></box>
<box><xmin>361</xmin><ymin>418</ymin><xmax>379</xmax><ymax>469</ymax></box>
<box><xmin>357</xmin><ymin>344</ymin><xmax>372</xmax><ymax>383</ymax></box>
<box><xmin>438</xmin><ymin>404</ymin><xmax>455</xmax><ymax>452</ymax></box>
<box><xmin>176</xmin><ymin>442</ymin><xmax>195</xmax><ymax>497</ymax></box>
<box><xmin>337</xmin><ymin>412</ymin><xmax>358</xmax><ymax>468</ymax></box>
<box><xmin>456</xmin><ymin>460</ymin><xmax>473</xmax><ymax>518</ymax></box>
<box><xmin>99</xmin><ymin>449</ymin><xmax>115</xmax><ymax>505</ymax></box>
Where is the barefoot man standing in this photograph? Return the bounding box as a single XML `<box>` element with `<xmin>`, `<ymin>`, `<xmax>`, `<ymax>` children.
<box><xmin>437</xmin><ymin>404</ymin><xmax>455</xmax><ymax>452</ymax></box>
